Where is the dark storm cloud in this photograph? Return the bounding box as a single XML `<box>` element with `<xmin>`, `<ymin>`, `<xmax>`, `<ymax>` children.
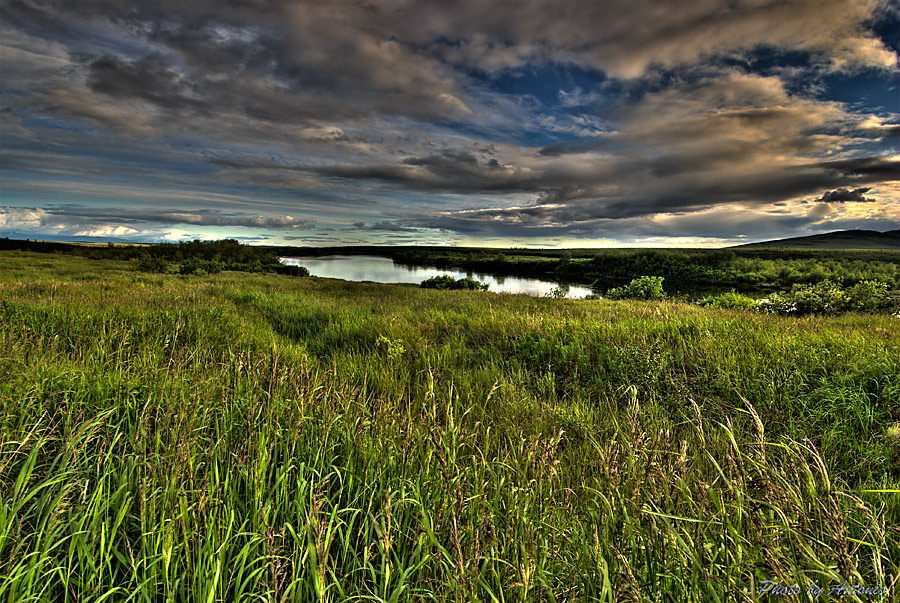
<box><xmin>397</xmin><ymin>151</ymin><xmax>534</xmax><ymax>191</ymax></box>
<box><xmin>218</xmin><ymin>151</ymin><xmax>538</xmax><ymax>194</ymax></box>
<box><xmin>86</xmin><ymin>54</ymin><xmax>198</xmax><ymax>111</ymax></box>
<box><xmin>28</xmin><ymin>83</ymin><xmax>156</xmax><ymax>134</ymax></box>
<box><xmin>818</xmin><ymin>157</ymin><xmax>900</xmax><ymax>178</ymax></box>
<box><xmin>537</xmin><ymin>142</ymin><xmax>572</xmax><ymax>157</ymax></box>
<box><xmin>99</xmin><ymin>1</ymin><xmax>469</xmax><ymax>122</ymax></box>
<box><xmin>816</xmin><ymin>187</ymin><xmax>876</xmax><ymax>203</ymax></box>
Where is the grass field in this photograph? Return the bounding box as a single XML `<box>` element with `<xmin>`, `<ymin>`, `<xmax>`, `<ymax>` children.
<box><xmin>1</xmin><ymin>251</ymin><xmax>898</xmax><ymax>601</ymax></box>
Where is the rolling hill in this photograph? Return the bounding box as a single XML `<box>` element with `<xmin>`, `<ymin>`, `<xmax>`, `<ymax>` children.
<box><xmin>733</xmin><ymin>228</ymin><xmax>900</xmax><ymax>249</ymax></box>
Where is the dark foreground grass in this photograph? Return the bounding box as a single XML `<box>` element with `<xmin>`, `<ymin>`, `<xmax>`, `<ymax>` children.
<box><xmin>1</xmin><ymin>251</ymin><xmax>898</xmax><ymax>602</ymax></box>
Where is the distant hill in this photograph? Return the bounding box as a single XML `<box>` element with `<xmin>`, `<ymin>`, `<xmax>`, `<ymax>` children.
<box><xmin>732</xmin><ymin>229</ymin><xmax>900</xmax><ymax>250</ymax></box>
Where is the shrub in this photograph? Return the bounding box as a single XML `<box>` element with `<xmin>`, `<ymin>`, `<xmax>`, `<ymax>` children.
<box><xmin>754</xmin><ymin>279</ymin><xmax>896</xmax><ymax>316</ymax></box>
<box><xmin>179</xmin><ymin>258</ymin><xmax>223</xmax><ymax>276</ymax></box>
<box><xmin>697</xmin><ymin>290</ymin><xmax>757</xmax><ymax>310</ymax></box>
<box><xmin>789</xmin><ymin>280</ymin><xmax>849</xmax><ymax>315</ymax></box>
<box><xmin>755</xmin><ymin>293</ymin><xmax>796</xmax><ymax>315</ymax></box>
<box><xmin>545</xmin><ymin>287</ymin><xmax>567</xmax><ymax>298</ymax></box>
<box><xmin>846</xmin><ymin>280</ymin><xmax>893</xmax><ymax>312</ymax></box>
<box><xmin>272</xmin><ymin>264</ymin><xmax>310</xmax><ymax>277</ymax></box>
<box><xmin>134</xmin><ymin>255</ymin><xmax>169</xmax><ymax>273</ymax></box>
<box><xmin>375</xmin><ymin>335</ymin><xmax>405</xmax><ymax>361</ymax></box>
<box><xmin>606</xmin><ymin>276</ymin><xmax>666</xmax><ymax>301</ymax></box>
<box><xmin>421</xmin><ymin>275</ymin><xmax>457</xmax><ymax>289</ymax></box>
<box><xmin>420</xmin><ymin>275</ymin><xmax>489</xmax><ymax>291</ymax></box>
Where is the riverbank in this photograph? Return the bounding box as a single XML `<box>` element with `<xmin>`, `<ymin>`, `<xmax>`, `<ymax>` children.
<box><xmin>1</xmin><ymin>251</ymin><xmax>898</xmax><ymax>600</ymax></box>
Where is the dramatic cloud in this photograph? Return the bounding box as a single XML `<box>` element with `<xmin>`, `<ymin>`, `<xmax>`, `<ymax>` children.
<box><xmin>1</xmin><ymin>0</ymin><xmax>898</xmax><ymax>245</ymax></box>
<box><xmin>816</xmin><ymin>187</ymin><xmax>876</xmax><ymax>203</ymax></box>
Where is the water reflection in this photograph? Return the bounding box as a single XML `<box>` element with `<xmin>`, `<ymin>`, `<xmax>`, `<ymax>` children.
<box><xmin>281</xmin><ymin>255</ymin><xmax>595</xmax><ymax>299</ymax></box>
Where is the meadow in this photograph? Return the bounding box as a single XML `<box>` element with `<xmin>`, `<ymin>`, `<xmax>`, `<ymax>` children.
<box><xmin>1</xmin><ymin>250</ymin><xmax>898</xmax><ymax>601</ymax></box>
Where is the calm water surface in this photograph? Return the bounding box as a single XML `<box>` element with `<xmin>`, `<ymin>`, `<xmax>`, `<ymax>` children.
<box><xmin>281</xmin><ymin>255</ymin><xmax>595</xmax><ymax>299</ymax></box>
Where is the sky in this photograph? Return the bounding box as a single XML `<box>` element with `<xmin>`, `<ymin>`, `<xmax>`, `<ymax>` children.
<box><xmin>1</xmin><ymin>0</ymin><xmax>899</xmax><ymax>247</ymax></box>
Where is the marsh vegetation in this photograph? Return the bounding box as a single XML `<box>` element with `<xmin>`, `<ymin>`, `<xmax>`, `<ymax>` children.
<box><xmin>0</xmin><ymin>249</ymin><xmax>898</xmax><ymax>601</ymax></box>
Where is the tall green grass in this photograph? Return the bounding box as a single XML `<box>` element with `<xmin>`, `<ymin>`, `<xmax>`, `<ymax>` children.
<box><xmin>1</xmin><ymin>251</ymin><xmax>898</xmax><ymax>601</ymax></box>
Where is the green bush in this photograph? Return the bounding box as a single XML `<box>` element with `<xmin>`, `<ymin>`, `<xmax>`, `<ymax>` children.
<box><xmin>698</xmin><ymin>291</ymin><xmax>755</xmax><ymax>309</ymax></box>
<box><xmin>756</xmin><ymin>293</ymin><xmax>796</xmax><ymax>315</ymax></box>
<box><xmin>846</xmin><ymin>280</ymin><xmax>894</xmax><ymax>312</ymax></box>
<box><xmin>272</xmin><ymin>264</ymin><xmax>310</xmax><ymax>277</ymax></box>
<box><xmin>790</xmin><ymin>280</ymin><xmax>848</xmax><ymax>314</ymax></box>
<box><xmin>420</xmin><ymin>275</ymin><xmax>456</xmax><ymax>289</ymax></box>
<box><xmin>697</xmin><ymin>290</ymin><xmax>757</xmax><ymax>310</ymax></box>
<box><xmin>606</xmin><ymin>276</ymin><xmax>667</xmax><ymax>300</ymax></box>
<box><xmin>545</xmin><ymin>287</ymin><xmax>567</xmax><ymax>298</ymax></box>
<box><xmin>756</xmin><ymin>279</ymin><xmax>897</xmax><ymax>316</ymax></box>
<box><xmin>179</xmin><ymin>258</ymin><xmax>223</xmax><ymax>276</ymax></box>
<box><xmin>134</xmin><ymin>255</ymin><xmax>169</xmax><ymax>273</ymax></box>
<box><xmin>375</xmin><ymin>335</ymin><xmax>405</xmax><ymax>361</ymax></box>
<box><xmin>420</xmin><ymin>275</ymin><xmax>489</xmax><ymax>290</ymax></box>
<box><xmin>757</xmin><ymin>281</ymin><xmax>845</xmax><ymax>316</ymax></box>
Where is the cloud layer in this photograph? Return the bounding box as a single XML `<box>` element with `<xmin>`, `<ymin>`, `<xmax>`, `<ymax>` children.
<box><xmin>1</xmin><ymin>0</ymin><xmax>898</xmax><ymax>245</ymax></box>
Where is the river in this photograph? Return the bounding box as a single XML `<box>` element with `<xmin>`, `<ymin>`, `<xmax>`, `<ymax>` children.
<box><xmin>280</xmin><ymin>255</ymin><xmax>596</xmax><ymax>299</ymax></box>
